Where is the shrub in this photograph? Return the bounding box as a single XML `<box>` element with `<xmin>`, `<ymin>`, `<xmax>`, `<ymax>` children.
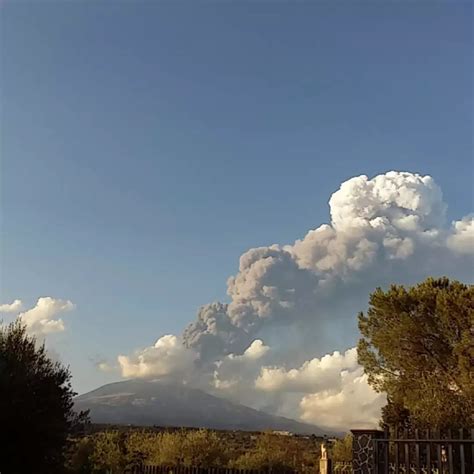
<box><xmin>89</xmin><ymin>431</ymin><xmax>125</xmax><ymax>473</ymax></box>
<box><xmin>331</xmin><ymin>434</ymin><xmax>353</xmax><ymax>462</ymax></box>
<box><xmin>232</xmin><ymin>431</ymin><xmax>314</xmax><ymax>472</ymax></box>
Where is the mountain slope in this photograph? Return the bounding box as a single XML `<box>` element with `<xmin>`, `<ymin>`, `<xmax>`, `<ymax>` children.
<box><xmin>75</xmin><ymin>379</ymin><xmax>325</xmax><ymax>435</ymax></box>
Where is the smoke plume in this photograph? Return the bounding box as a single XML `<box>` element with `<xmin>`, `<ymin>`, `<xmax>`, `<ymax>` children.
<box><xmin>109</xmin><ymin>171</ymin><xmax>473</xmax><ymax>429</ymax></box>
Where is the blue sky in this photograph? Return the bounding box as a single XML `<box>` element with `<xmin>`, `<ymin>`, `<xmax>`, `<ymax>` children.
<box><xmin>1</xmin><ymin>1</ymin><xmax>472</xmax><ymax>394</ymax></box>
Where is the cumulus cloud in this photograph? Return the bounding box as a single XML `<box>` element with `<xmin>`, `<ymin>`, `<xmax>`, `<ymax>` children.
<box><xmin>111</xmin><ymin>171</ymin><xmax>473</xmax><ymax>430</ymax></box>
<box><xmin>447</xmin><ymin>215</ymin><xmax>474</xmax><ymax>254</ymax></box>
<box><xmin>118</xmin><ymin>335</ymin><xmax>197</xmax><ymax>379</ymax></box>
<box><xmin>299</xmin><ymin>369</ymin><xmax>386</xmax><ymax>430</ymax></box>
<box><xmin>255</xmin><ymin>348</ymin><xmax>386</xmax><ymax>430</ymax></box>
<box><xmin>0</xmin><ymin>299</ymin><xmax>23</xmax><ymax>313</ymax></box>
<box><xmin>213</xmin><ymin>339</ymin><xmax>270</xmax><ymax>391</ymax></box>
<box><xmin>18</xmin><ymin>297</ymin><xmax>75</xmax><ymax>336</ymax></box>
<box><xmin>256</xmin><ymin>348</ymin><xmax>358</xmax><ymax>393</ymax></box>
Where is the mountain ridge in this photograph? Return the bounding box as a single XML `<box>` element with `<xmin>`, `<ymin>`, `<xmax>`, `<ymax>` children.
<box><xmin>75</xmin><ymin>379</ymin><xmax>328</xmax><ymax>435</ymax></box>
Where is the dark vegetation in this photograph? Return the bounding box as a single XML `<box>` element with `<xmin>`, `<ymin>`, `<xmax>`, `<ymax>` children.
<box><xmin>0</xmin><ymin>321</ymin><xmax>89</xmax><ymax>474</ymax></box>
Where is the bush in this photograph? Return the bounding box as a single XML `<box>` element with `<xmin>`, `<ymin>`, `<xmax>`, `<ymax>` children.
<box><xmin>67</xmin><ymin>428</ymin><xmax>228</xmax><ymax>471</ymax></box>
<box><xmin>89</xmin><ymin>431</ymin><xmax>125</xmax><ymax>473</ymax></box>
<box><xmin>232</xmin><ymin>432</ymin><xmax>315</xmax><ymax>472</ymax></box>
<box><xmin>65</xmin><ymin>437</ymin><xmax>95</xmax><ymax>473</ymax></box>
<box><xmin>154</xmin><ymin>431</ymin><xmax>185</xmax><ymax>466</ymax></box>
<box><xmin>331</xmin><ymin>434</ymin><xmax>353</xmax><ymax>462</ymax></box>
<box><xmin>182</xmin><ymin>429</ymin><xmax>227</xmax><ymax>467</ymax></box>
<box><xmin>125</xmin><ymin>430</ymin><xmax>161</xmax><ymax>468</ymax></box>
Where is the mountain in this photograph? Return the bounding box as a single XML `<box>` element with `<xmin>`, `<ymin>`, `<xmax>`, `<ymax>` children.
<box><xmin>75</xmin><ymin>379</ymin><xmax>326</xmax><ymax>435</ymax></box>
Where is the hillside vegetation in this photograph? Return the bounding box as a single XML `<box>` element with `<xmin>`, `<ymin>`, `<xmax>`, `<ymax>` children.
<box><xmin>66</xmin><ymin>428</ymin><xmax>324</xmax><ymax>473</ymax></box>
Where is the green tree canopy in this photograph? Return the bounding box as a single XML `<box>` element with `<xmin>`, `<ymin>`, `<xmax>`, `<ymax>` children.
<box><xmin>0</xmin><ymin>321</ymin><xmax>86</xmax><ymax>473</ymax></box>
<box><xmin>358</xmin><ymin>277</ymin><xmax>473</xmax><ymax>429</ymax></box>
<box><xmin>331</xmin><ymin>434</ymin><xmax>353</xmax><ymax>462</ymax></box>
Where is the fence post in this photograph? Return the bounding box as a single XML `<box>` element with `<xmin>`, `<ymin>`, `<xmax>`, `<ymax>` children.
<box><xmin>351</xmin><ymin>429</ymin><xmax>384</xmax><ymax>474</ymax></box>
<box><xmin>319</xmin><ymin>440</ymin><xmax>332</xmax><ymax>474</ymax></box>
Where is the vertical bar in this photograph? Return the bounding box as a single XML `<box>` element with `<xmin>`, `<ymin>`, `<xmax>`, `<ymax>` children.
<box><xmin>405</xmin><ymin>440</ymin><xmax>410</xmax><ymax>474</ymax></box>
<box><xmin>415</xmin><ymin>429</ymin><xmax>420</xmax><ymax>474</ymax></box>
<box><xmin>385</xmin><ymin>426</ymin><xmax>390</xmax><ymax>474</ymax></box>
<box><xmin>395</xmin><ymin>440</ymin><xmax>400</xmax><ymax>474</ymax></box>
<box><xmin>447</xmin><ymin>429</ymin><xmax>454</xmax><ymax>474</ymax></box>
<box><xmin>471</xmin><ymin>429</ymin><xmax>474</xmax><ymax>474</ymax></box>
<box><xmin>426</xmin><ymin>429</ymin><xmax>431</xmax><ymax>474</ymax></box>
<box><xmin>459</xmin><ymin>428</ymin><xmax>465</xmax><ymax>474</ymax></box>
<box><xmin>374</xmin><ymin>438</ymin><xmax>379</xmax><ymax>474</ymax></box>
<box><xmin>437</xmin><ymin>439</ymin><xmax>442</xmax><ymax>474</ymax></box>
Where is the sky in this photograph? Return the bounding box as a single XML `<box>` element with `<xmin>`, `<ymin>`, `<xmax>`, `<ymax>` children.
<box><xmin>1</xmin><ymin>1</ymin><xmax>473</xmax><ymax>430</ymax></box>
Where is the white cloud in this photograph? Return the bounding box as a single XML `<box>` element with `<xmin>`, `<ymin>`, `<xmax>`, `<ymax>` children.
<box><xmin>118</xmin><ymin>335</ymin><xmax>197</xmax><ymax>379</ymax></box>
<box><xmin>447</xmin><ymin>215</ymin><xmax>474</xmax><ymax>254</ymax></box>
<box><xmin>18</xmin><ymin>297</ymin><xmax>75</xmax><ymax>336</ymax></box>
<box><xmin>299</xmin><ymin>369</ymin><xmax>386</xmax><ymax>431</ymax></box>
<box><xmin>0</xmin><ymin>299</ymin><xmax>23</xmax><ymax>313</ymax></box>
<box><xmin>255</xmin><ymin>347</ymin><xmax>385</xmax><ymax>430</ymax></box>
<box><xmin>256</xmin><ymin>348</ymin><xmax>358</xmax><ymax>393</ymax></box>
<box><xmin>240</xmin><ymin>339</ymin><xmax>270</xmax><ymax>360</ymax></box>
<box><xmin>328</xmin><ymin>171</ymin><xmax>446</xmax><ymax>233</ymax></box>
<box><xmin>213</xmin><ymin>339</ymin><xmax>270</xmax><ymax>392</ymax></box>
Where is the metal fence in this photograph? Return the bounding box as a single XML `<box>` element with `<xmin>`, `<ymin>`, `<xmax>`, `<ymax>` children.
<box><xmin>333</xmin><ymin>461</ymin><xmax>353</xmax><ymax>473</ymax></box>
<box><xmin>127</xmin><ymin>467</ymin><xmax>294</xmax><ymax>474</ymax></box>
<box><xmin>374</xmin><ymin>428</ymin><xmax>474</xmax><ymax>474</ymax></box>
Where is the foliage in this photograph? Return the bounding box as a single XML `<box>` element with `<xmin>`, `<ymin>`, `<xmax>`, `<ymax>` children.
<box><xmin>67</xmin><ymin>428</ymin><xmax>229</xmax><ymax>472</ymax></box>
<box><xmin>358</xmin><ymin>277</ymin><xmax>474</xmax><ymax>429</ymax></box>
<box><xmin>231</xmin><ymin>431</ymin><xmax>316</xmax><ymax>472</ymax></box>
<box><xmin>380</xmin><ymin>399</ymin><xmax>413</xmax><ymax>430</ymax></box>
<box><xmin>66</xmin><ymin>429</ymin><xmax>320</xmax><ymax>472</ymax></box>
<box><xmin>331</xmin><ymin>434</ymin><xmax>353</xmax><ymax>462</ymax></box>
<box><xmin>153</xmin><ymin>430</ymin><xmax>185</xmax><ymax>466</ymax></box>
<box><xmin>0</xmin><ymin>321</ymin><xmax>88</xmax><ymax>474</ymax></box>
<box><xmin>181</xmin><ymin>429</ymin><xmax>227</xmax><ymax>467</ymax></box>
<box><xmin>89</xmin><ymin>431</ymin><xmax>126</xmax><ymax>473</ymax></box>
<box><xmin>65</xmin><ymin>437</ymin><xmax>95</xmax><ymax>473</ymax></box>
<box><xmin>124</xmin><ymin>430</ymin><xmax>161</xmax><ymax>468</ymax></box>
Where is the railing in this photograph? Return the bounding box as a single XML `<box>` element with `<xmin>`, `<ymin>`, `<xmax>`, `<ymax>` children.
<box><xmin>127</xmin><ymin>467</ymin><xmax>294</xmax><ymax>474</ymax></box>
<box><xmin>374</xmin><ymin>429</ymin><xmax>474</xmax><ymax>474</ymax></box>
<box><xmin>333</xmin><ymin>461</ymin><xmax>353</xmax><ymax>473</ymax></box>
<box><xmin>387</xmin><ymin>464</ymin><xmax>440</xmax><ymax>473</ymax></box>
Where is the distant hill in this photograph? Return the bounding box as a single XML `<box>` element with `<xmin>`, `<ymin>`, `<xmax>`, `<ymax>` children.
<box><xmin>75</xmin><ymin>379</ymin><xmax>326</xmax><ymax>435</ymax></box>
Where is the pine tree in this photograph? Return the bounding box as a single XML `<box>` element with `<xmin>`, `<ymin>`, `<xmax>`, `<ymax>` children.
<box><xmin>358</xmin><ymin>277</ymin><xmax>474</xmax><ymax>429</ymax></box>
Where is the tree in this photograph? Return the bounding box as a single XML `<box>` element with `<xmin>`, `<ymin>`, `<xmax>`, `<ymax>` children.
<box><xmin>358</xmin><ymin>277</ymin><xmax>474</xmax><ymax>429</ymax></box>
<box><xmin>65</xmin><ymin>437</ymin><xmax>95</xmax><ymax>473</ymax></box>
<box><xmin>89</xmin><ymin>431</ymin><xmax>125</xmax><ymax>473</ymax></box>
<box><xmin>0</xmin><ymin>321</ymin><xmax>87</xmax><ymax>473</ymax></box>
<box><xmin>231</xmin><ymin>431</ymin><xmax>315</xmax><ymax>472</ymax></box>
<box><xmin>181</xmin><ymin>429</ymin><xmax>227</xmax><ymax>467</ymax></box>
<box><xmin>331</xmin><ymin>434</ymin><xmax>353</xmax><ymax>462</ymax></box>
